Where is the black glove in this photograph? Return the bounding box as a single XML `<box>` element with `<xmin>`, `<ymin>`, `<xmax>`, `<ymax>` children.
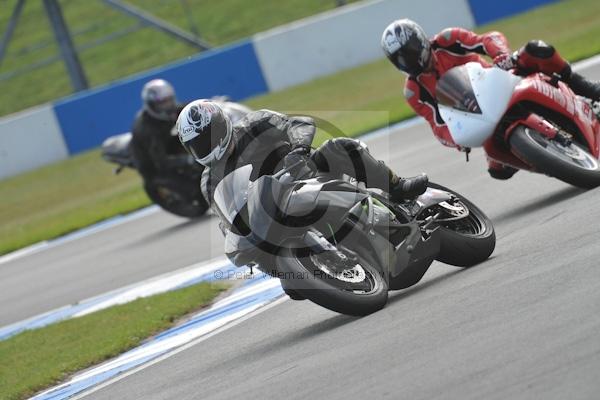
<box><xmin>283</xmin><ymin>145</ymin><xmax>311</xmax><ymax>174</ymax></box>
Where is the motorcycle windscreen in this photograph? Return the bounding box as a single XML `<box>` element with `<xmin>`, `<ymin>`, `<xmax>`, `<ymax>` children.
<box><xmin>213</xmin><ymin>164</ymin><xmax>253</xmax><ymax>225</ymax></box>
<box><xmin>436</xmin><ymin>67</ymin><xmax>482</xmax><ymax>114</ymax></box>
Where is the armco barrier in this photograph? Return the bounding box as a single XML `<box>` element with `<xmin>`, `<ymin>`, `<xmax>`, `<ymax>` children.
<box><xmin>252</xmin><ymin>0</ymin><xmax>476</xmax><ymax>92</ymax></box>
<box><xmin>466</xmin><ymin>0</ymin><xmax>558</xmax><ymax>25</ymax></box>
<box><xmin>53</xmin><ymin>40</ymin><xmax>267</xmax><ymax>154</ymax></box>
<box><xmin>0</xmin><ymin>105</ymin><xmax>68</xmax><ymax>179</ymax></box>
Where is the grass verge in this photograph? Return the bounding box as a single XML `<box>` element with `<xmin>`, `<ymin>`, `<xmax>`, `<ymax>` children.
<box><xmin>0</xmin><ymin>0</ymin><xmax>355</xmax><ymax>117</ymax></box>
<box><xmin>1</xmin><ymin>0</ymin><xmax>599</xmax><ymax>255</ymax></box>
<box><xmin>0</xmin><ymin>149</ymin><xmax>149</xmax><ymax>255</ymax></box>
<box><xmin>0</xmin><ymin>281</ymin><xmax>228</xmax><ymax>400</ymax></box>
<box><xmin>246</xmin><ymin>0</ymin><xmax>600</xmax><ymax>137</ymax></box>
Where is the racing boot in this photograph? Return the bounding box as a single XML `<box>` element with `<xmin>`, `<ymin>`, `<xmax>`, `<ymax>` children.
<box><xmin>565</xmin><ymin>72</ymin><xmax>600</xmax><ymax>102</ymax></box>
<box><xmin>488</xmin><ymin>161</ymin><xmax>518</xmax><ymax>180</ymax></box>
<box><xmin>389</xmin><ymin>173</ymin><xmax>429</xmax><ymax>202</ymax></box>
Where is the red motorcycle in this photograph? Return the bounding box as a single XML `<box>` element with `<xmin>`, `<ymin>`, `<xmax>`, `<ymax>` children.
<box><xmin>436</xmin><ymin>62</ymin><xmax>600</xmax><ymax>187</ymax></box>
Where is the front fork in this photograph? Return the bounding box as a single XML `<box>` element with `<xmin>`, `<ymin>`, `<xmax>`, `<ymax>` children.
<box><xmin>484</xmin><ymin>113</ymin><xmax>564</xmax><ymax>171</ymax></box>
<box><xmin>504</xmin><ymin>113</ymin><xmax>558</xmax><ymax>142</ymax></box>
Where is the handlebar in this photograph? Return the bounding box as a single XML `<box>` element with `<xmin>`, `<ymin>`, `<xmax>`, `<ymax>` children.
<box><xmin>272</xmin><ymin>158</ymin><xmax>306</xmax><ymax>180</ymax></box>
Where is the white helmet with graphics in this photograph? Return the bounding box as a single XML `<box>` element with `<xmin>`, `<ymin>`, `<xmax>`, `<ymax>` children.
<box><xmin>141</xmin><ymin>79</ymin><xmax>178</xmax><ymax>121</ymax></box>
<box><xmin>381</xmin><ymin>19</ymin><xmax>432</xmax><ymax>76</ymax></box>
<box><xmin>176</xmin><ymin>100</ymin><xmax>233</xmax><ymax>166</ymax></box>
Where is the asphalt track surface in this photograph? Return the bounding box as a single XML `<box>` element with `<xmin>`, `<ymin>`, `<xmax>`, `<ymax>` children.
<box><xmin>3</xmin><ymin>63</ymin><xmax>600</xmax><ymax>399</ymax></box>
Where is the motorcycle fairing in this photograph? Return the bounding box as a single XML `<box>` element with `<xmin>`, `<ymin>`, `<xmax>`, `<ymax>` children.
<box><xmin>280</xmin><ymin>177</ymin><xmax>368</xmax><ymax>218</ymax></box>
<box><xmin>221</xmin><ymin>166</ymin><xmax>456</xmax><ymax>291</ymax></box>
<box><xmin>437</xmin><ymin>63</ymin><xmax>600</xmax><ymax>169</ymax></box>
<box><xmin>213</xmin><ymin>164</ymin><xmax>253</xmax><ymax>227</ymax></box>
<box><xmin>437</xmin><ymin>63</ymin><xmax>522</xmax><ymax>147</ymax></box>
<box><xmin>388</xmin><ymin>222</ymin><xmax>440</xmax><ymax>290</ymax></box>
<box><xmin>507</xmin><ymin>75</ymin><xmax>600</xmax><ymax>157</ymax></box>
<box><xmin>101</xmin><ymin>132</ymin><xmax>135</xmax><ymax>169</ymax></box>
<box><xmin>345</xmin><ymin>193</ymin><xmax>443</xmax><ymax>290</ymax></box>
<box><xmin>224</xmin><ymin>229</ymin><xmax>261</xmax><ymax>267</ymax></box>
<box><xmin>247</xmin><ymin>174</ymin><xmax>369</xmax><ymax>247</ymax></box>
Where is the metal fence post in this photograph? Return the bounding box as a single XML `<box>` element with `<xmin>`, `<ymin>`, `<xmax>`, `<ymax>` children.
<box><xmin>43</xmin><ymin>0</ymin><xmax>89</xmax><ymax>92</ymax></box>
<box><xmin>102</xmin><ymin>0</ymin><xmax>211</xmax><ymax>50</ymax></box>
<box><xmin>0</xmin><ymin>0</ymin><xmax>26</xmax><ymax>67</ymax></box>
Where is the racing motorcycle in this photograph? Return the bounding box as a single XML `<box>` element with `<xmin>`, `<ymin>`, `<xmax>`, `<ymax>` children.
<box><xmin>101</xmin><ymin>100</ymin><xmax>251</xmax><ymax>218</ymax></box>
<box><xmin>437</xmin><ymin>62</ymin><xmax>600</xmax><ymax>187</ymax></box>
<box><xmin>102</xmin><ymin>131</ymin><xmax>208</xmax><ymax>218</ymax></box>
<box><xmin>216</xmin><ymin>159</ymin><xmax>495</xmax><ymax>316</ymax></box>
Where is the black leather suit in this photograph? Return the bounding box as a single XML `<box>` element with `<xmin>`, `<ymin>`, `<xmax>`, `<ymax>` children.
<box><xmin>201</xmin><ymin>109</ymin><xmax>396</xmax><ymax>210</ymax></box>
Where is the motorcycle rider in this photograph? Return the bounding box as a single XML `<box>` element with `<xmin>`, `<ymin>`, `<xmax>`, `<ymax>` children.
<box><xmin>177</xmin><ymin>100</ymin><xmax>428</xmax><ymax>210</ymax></box>
<box><xmin>176</xmin><ymin>100</ymin><xmax>429</xmax><ymax>298</ymax></box>
<box><xmin>130</xmin><ymin>79</ymin><xmax>201</xmax><ymax>201</ymax></box>
<box><xmin>381</xmin><ymin>19</ymin><xmax>600</xmax><ymax>180</ymax></box>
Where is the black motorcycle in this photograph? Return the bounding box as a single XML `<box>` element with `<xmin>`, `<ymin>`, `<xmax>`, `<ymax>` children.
<box><xmin>101</xmin><ymin>100</ymin><xmax>251</xmax><ymax>218</ymax></box>
<box><xmin>216</xmin><ymin>160</ymin><xmax>495</xmax><ymax>316</ymax></box>
<box><xmin>101</xmin><ymin>130</ymin><xmax>209</xmax><ymax>218</ymax></box>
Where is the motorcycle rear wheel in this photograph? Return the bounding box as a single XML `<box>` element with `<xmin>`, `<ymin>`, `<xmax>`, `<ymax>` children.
<box><xmin>428</xmin><ymin>183</ymin><xmax>496</xmax><ymax>267</ymax></box>
<box><xmin>277</xmin><ymin>243</ymin><xmax>388</xmax><ymax>316</ymax></box>
<box><xmin>510</xmin><ymin>125</ymin><xmax>600</xmax><ymax>188</ymax></box>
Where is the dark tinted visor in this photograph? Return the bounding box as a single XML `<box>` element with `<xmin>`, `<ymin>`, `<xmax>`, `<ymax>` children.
<box><xmin>394</xmin><ymin>34</ymin><xmax>430</xmax><ymax>75</ymax></box>
<box><xmin>149</xmin><ymin>96</ymin><xmax>176</xmax><ymax>113</ymax></box>
<box><xmin>183</xmin><ymin>122</ymin><xmax>230</xmax><ymax>164</ymax></box>
<box><xmin>436</xmin><ymin>67</ymin><xmax>482</xmax><ymax>114</ymax></box>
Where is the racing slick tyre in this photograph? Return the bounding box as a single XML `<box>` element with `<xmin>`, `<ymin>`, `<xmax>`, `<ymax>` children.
<box><xmin>277</xmin><ymin>242</ymin><xmax>388</xmax><ymax>316</ymax></box>
<box><xmin>428</xmin><ymin>183</ymin><xmax>496</xmax><ymax>267</ymax></box>
<box><xmin>510</xmin><ymin>125</ymin><xmax>600</xmax><ymax>188</ymax></box>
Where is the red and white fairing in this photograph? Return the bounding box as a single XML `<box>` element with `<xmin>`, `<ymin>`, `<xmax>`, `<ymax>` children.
<box><xmin>438</xmin><ymin>63</ymin><xmax>522</xmax><ymax>147</ymax></box>
<box><xmin>437</xmin><ymin>62</ymin><xmax>600</xmax><ymax>169</ymax></box>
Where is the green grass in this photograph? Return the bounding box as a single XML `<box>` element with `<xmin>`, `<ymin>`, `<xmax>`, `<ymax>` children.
<box><xmin>0</xmin><ymin>149</ymin><xmax>149</xmax><ymax>255</ymax></box>
<box><xmin>246</xmin><ymin>0</ymin><xmax>600</xmax><ymax>138</ymax></box>
<box><xmin>0</xmin><ymin>0</ymin><xmax>356</xmax><ymax>117</ymax></box>
<box><xmin>1</xmin><ymin>0</ymin><xmax>599</xmax><ymax>256</ymax></box>
<box><xmin>0</xmin><ymin>281</ymin><xmax>228</xmax><ymax>400</ymax></box>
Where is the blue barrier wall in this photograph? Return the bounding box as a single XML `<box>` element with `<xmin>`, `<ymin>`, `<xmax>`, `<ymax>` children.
<box><xmin>0</xmin><ymin>0</ymin><xmax>567</xmax><ymax>177</ymax></box>
<box><xmin>53</xmin><ymin>40</ymin><xmax>267</xmax><ymax>154</ymax></box>
<box><xmin>467</xmin><ymin>0</ymin><xmax>558</xmax><ymax>25</ymax></box>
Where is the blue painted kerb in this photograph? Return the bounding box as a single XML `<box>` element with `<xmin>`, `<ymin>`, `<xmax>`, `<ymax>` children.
<box><xmin>53</xmin><ymin>40</ymin><xmax>268</xmax><ymax>154</ymax></box>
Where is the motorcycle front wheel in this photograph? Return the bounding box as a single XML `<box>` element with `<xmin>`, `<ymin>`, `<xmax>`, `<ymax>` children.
<box><xmin>277</xmin><ymin>243</ymin><xmax>388</xmax><ymax>316</ymax></box>
<box><xmin>510</xmin><ymin>125</ymin><xmax>600</xmax><ymax>188</ymax></box>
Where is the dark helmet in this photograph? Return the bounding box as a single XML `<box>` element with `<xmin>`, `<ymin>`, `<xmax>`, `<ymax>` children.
<box><xmin>381</xmin><ymin>19</ymin><xmax>432</xmax><ymax>76</ymax></box>
<box><xmin>141</xmin><ymin>79</ymin><xmax>178</xmax><ymax>121</ymax></box>
<box><xmin>176</xmin><ymin>100</ymin><xmax>233</xmax><ymax>166</ymax></box>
